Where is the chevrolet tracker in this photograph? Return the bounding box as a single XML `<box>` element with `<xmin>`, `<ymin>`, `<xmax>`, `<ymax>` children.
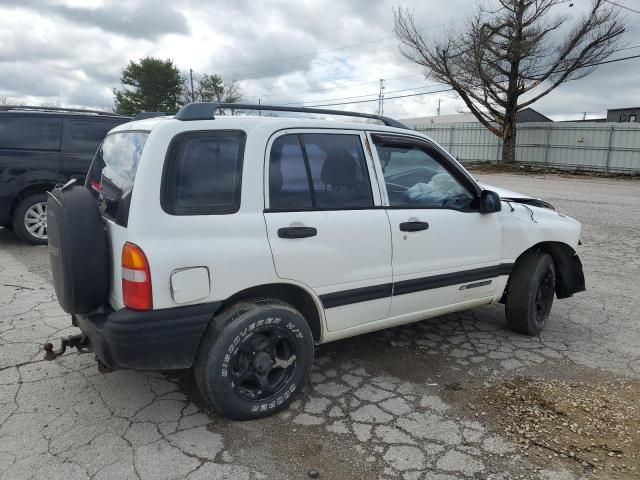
<box><xmin>45</xmin><ymin>103</ymin><xmax>585</xmax><ymax>420</ymax></box>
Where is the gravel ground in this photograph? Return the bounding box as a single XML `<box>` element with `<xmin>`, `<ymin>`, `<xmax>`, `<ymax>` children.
<box><xmin>0</xmin><ymin>172</ymin><xmax>638</xmax><ymax>480</ymax></box>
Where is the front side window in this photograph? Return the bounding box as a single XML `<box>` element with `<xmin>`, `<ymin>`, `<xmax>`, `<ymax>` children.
<box><xmin>374</xmin><ymin>138</ymin><xmax>474</xmax><ymax>209</ymax></box>
<box><xmin>162</xmin><ymin>131</ymin><xmax>245</xmax><ymax>215</ymax></box>
<box><xmin>269</xmin><ymin>133</ymin><xmax>373</xmax><ymax>210</ymax></box>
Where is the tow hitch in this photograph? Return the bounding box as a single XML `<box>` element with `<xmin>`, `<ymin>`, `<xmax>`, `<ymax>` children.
<box><xmin>43</xmin><ymin>334</ymin><xmax>91</xmax><ymax>360</ymax></box>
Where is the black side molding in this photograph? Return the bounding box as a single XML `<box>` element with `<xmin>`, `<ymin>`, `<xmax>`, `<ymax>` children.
<box><xmin>393</xmin><ymin>264</ymin><xmax>512</xmax><ymax>296</ymax></box>
<box><xmin>320</xmin><ymin>263</ymin><xmax>514</xmax><ymax>309</ymax></box>
<box><xmin>320</xmin><ymin>283</ymin><xmax>393</xmax><ymax>309</ymax></box>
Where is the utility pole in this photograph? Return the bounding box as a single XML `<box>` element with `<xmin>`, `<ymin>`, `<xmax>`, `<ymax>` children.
<box><xmin>378</xmin><ymin>79</ymin><xmax>385</xmax><ymax>116</ymax></box>
<box><xmin>582</xmin><ymin>111</ymin><xmax>587</xmax><ymax>121</ymax></box>
<box><xmin>437</xmin><ymin>98</ymin><xmax>441</xmax><ymax>116</ymax></box>
<box><xmin>189</xmin><ymin>68</ymin><xmax>195</xmax><ymax>103</ymax></box>
<box><xmin>258</xmin><ymin>98</ymin><xmax>261</xmax><ymax>116</ymax></box>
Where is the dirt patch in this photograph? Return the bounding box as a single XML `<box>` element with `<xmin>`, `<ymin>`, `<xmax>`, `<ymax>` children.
<box><xmin>476</xmin><ymin>377</ymin><xmax>640</xmax><ymax>479</ymax></box>
<box><xmin>465</xmin><ymin>162</ymin><xmax>639</xmax><ymax>179</ymax></box>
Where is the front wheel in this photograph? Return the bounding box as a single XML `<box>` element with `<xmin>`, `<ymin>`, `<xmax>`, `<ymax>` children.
<box><xmin>194</xmin><ymin>299</ymin><xmax>314</xmax><ymax>420</ymax></box>
<box><xmin>12</xmin><ymin>194</ymin><xmax>49</xmax><ymax>245</ymax></box>
<box><xmin>505</xmin><ymin>251</ymin><xmax>556</xmax><ymax>335</ymax></box>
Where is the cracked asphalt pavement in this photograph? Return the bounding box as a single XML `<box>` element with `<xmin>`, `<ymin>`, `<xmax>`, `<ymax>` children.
<box><xmin>1</xmin><ymin>173</ymin><xmax>639</xmax><ymax>479</ymax></box>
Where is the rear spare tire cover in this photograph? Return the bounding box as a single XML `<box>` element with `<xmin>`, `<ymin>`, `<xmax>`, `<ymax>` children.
<box><xmin>47</xmin><ymin>184</ymin><xmax>110</xmax><ymax>314</ymax></box>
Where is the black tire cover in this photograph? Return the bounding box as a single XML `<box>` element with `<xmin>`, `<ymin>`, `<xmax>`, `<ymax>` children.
<box><xmin>47</xmin><ymin>184</ymin><xmax>110</xmax><ymax>314</ymax></box>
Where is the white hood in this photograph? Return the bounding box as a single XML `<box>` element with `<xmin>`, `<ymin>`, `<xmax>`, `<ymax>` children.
<box><xmin>479</xmin><ymin>183</ymin><xmax>536</xmax><ymax>200</ymax></box>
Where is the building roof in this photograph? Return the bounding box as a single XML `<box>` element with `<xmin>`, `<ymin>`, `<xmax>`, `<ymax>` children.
<box><xmin>399</xmin><ymin>107</ymin><xmax>551</xmax><ymax>126</ymax></box>
<box><xmin>607</xmin><ymin>107</ymin><xmax>640</xmax><ymax>112</ymax></box>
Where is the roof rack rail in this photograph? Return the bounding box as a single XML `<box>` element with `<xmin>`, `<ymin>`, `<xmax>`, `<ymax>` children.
<box><xmin>0</xmin><ymin>105</ymin><xmax>126</xmax><ymax>117</ymax></box>
<box><xmin>174</xmin><ymin>102</ymin><xmax>409</xmax><ymax>129</ymax></box>
<box><xmin>132</xmin><ymin>111</ymin><xmax>175</xmax><ymax>120</ymax></box>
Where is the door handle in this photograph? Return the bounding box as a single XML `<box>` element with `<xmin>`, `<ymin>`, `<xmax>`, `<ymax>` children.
<box><xmin>278</xmin><ymin>227</ymin><xmax>318</xmax><ymax>239</ymax></box>
<box><xmin>399</xmin><ymin>221</ymin><xmax>429</xmax><ymax>232</ymax></box>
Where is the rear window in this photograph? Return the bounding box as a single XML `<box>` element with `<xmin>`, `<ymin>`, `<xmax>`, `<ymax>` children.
<box><xmin>161</xmin><ymin>130</ymin><xmax>245</xmax><ymax>215</ymax></box>
<box><xmin>0</xmin><ymin>116</ymin><xmax>62</xmax><ymax>150</ymax></box>
<box><xmin>86</xmin><ymin>131</ymin><xmax>148</xmax><ymax>226</ymax></box>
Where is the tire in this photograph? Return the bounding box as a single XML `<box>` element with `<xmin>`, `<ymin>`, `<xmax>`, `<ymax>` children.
<box><xmin>505</xmin><ymin>251</ymin><xmax>556</xmax><ymax>335</ymax></box>
<box><xmin>47</xmin><ymin>185</ymin><xmax>110</xmax><ymax>314</ymax></box>
<box><xmin>12</xmin><ymin>194</ymin><xmax>49</xmax><ymax>245</ymax></box>
<box><xmin>194</xmin><ymin>298</ymin><xmax>314</xmax><ymax>420</ymax></box>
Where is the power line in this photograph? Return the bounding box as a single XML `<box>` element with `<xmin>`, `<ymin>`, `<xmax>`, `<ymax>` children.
<box><xmin>248</xmin><ymin>72</ymin><xmax>424</xmax><ymax>99</ymax></box>
<box><xmin>293</xmin><ymin>87</ymin><xmax>455</xmax><ymax>108</ymax></box>
<box><xmin>603</xmin><ymin>0</ymin><xmax>640</xmax><ymax>14</ymax></box>
<box><xmin>280</xmin><ymin>83</ymin><xmax>446</xmax><ymax>106</ymax></box>
<box><xmin>579</xmin><ymin>52</ymin><xmax>640</xmax><ymax>67</ymax></box>
<box><xmin>285</xmin><ymin>52</ymin><xmax>640</xmax><ymax>109</ymax></box>
<box><xmin>242</xmin><ymin>42</ymin><xmax>637</xmax><ymax>100</ymax></box>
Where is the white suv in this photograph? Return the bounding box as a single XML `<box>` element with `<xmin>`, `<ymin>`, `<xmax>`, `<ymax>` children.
<box><xmin>47</xmin><ymin>103</ymin><xmax>585</xmax><ymax>420</ymax></box>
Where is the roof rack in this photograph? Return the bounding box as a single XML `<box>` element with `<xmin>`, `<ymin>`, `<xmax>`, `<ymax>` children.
<box><xmin>174</xmin><ymin>102</ymin><xmax>409</xmax><ymax>129</ymax></box>
<box><xmin>0</xmin><ymin>105</ymin><xmax>126</xmax><ymax>117</ymax></box>
<box><xmin>132</xmin><ymin>111</ymin><xmax>174</xmax><ymax>120</ymax></box>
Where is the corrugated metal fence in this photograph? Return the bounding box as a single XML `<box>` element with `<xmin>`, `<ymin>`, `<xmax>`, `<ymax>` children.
<box><xmin>412</xmin><ymin>121</ymin><xmax>640</xmax><ymax>173</ymax></box>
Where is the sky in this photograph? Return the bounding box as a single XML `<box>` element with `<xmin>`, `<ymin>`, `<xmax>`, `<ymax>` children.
<box><xmin>0</xmin><ymin>0</ymin><xmax>639</xmax><ymax>121</ymax></box>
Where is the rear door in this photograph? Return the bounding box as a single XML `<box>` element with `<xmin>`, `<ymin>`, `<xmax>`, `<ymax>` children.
<box><xmin>85</xmin><ymin>130</ymin><xmax>148</xmax><ymax>307</ymax></box>
<box><xmin>369</xmin><ymin>133</ymin><xmax>502</xmax><ymax>318</ymax></box>
<box><xmin>263</xmin><ymin>130</ymin><xmax>392</xmax><ymax>332</ymax></box>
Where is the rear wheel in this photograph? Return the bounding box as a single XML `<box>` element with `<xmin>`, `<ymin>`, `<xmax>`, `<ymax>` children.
<box><xmin>12</xmin><ymin>194</ymin><xmax>49</xmax><ymax>245</ymax></box>
<box><xmin>505</xmin><ymin>251</ymin><xmax>556</xmax><ymax>335</ymax></box>
<box><xmin>194</xmin><ymin>299</ymin><xmax>314</xmax><ymax>420</ymax></box>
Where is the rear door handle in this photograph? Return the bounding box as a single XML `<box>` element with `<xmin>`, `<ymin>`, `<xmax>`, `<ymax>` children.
<box><xmin>278</xmin><ymin>227</ymin><xmax>318</xmax><ymax>239</ymax></box>
<box><xmin>399</xmin><ymin>221</ymin><xmax>429</xmax><ymax>232</ymax></box>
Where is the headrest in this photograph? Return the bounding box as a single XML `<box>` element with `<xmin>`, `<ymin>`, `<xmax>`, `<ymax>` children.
<box><xmin>320</xmin><ymin>150</ymin><xmax>358</xmax><ymax>187</ymax></box>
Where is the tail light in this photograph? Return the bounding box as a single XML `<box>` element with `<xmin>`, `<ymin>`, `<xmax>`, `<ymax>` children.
<box><xmin>121</xmin><ymin>242</ymin><xmax>152</xmax><ymax>310</ymax></box>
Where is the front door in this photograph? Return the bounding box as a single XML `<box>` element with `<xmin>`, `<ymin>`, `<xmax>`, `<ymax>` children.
<box><xmin>264</xmin><ymin>130</ymin><xmax>392</xmax><ymax>332</ymax></box>
<box><xmin>368</xmin><ymin>133</ymin><xmax>502</xmax><ymax>319</ymax></box>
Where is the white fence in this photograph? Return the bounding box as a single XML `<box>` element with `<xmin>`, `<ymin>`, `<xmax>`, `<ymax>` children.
<box><xmin>412</xmin><ymin>121</ymin><xmax>640</xmax><ymax>174</ymax></box>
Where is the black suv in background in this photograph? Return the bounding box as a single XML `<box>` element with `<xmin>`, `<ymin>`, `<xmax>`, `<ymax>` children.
<box><xmin>0</xmin><ymin>107</ymin><xmax>130</xmax><ymax>244</ymax></box>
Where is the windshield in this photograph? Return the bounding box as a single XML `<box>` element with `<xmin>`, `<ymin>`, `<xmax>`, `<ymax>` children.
<box><xmin>86</xmin><ymin>131</ymin><xmax>148</xmax><ymax>226</ymax></box>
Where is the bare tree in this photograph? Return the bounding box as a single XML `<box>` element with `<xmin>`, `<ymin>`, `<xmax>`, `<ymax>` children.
<box><xmin>394</xmin><ymin>0</ymin><xmax>625</xmax><ymax>163</ymax></box>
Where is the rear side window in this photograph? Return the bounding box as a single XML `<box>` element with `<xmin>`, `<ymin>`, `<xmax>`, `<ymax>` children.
<box><xmin>86</xmin><ymin>131</ymin><xmax>148</xmax><ymax>226</ymax></box>
<box><xmin>269</xmin><ymin>135</ymin><xmax>312</xmax><ymax>210</ymax></box>
<box><xmin>162</xmin><ymin>131</ymin><xmax>245</xmax><ymax>215</ymax></box>
<box><xmin>268</xmin><ymin>133</ymin><xmax>373</xmax><ymax>210</ymax></box>
<box><xmin>65</xmin><ymin>119</ymin><xmax>121</xmax><ymax>154</ymax></box>
<box><xmin>0</xmin><ymin>116</ymin><xmax>62</xmax><ymax>150</ymax></box>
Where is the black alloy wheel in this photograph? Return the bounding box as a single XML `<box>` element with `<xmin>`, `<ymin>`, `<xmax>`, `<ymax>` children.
<box><xmin>230</xmin><ymin>327</ymin><xmax>298</xmax><ymax>401</ymax></box>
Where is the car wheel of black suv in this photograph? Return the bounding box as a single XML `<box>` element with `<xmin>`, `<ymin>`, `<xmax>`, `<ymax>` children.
<box><xmin>12</xmin><ymin>194</ymin><xmax>49</xmax><ymax>245</ymax></box>
<box><xmin>194</xmin><ymin>298</ymin><xmax>314</xmax><ymax>420</ymax></box>
<box><xmin>505</xmin><ymin>250</ymin><xmax>556</xmax><ymax>336</ymax></box>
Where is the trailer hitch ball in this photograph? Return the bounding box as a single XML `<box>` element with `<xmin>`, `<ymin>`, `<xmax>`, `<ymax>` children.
<box><xmin>43</xmin><ymin>334</ymin><xmax>91</xmax><ymax>360</ymax></box>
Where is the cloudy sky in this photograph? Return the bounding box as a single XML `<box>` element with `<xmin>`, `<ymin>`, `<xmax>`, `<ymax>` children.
<box><xmin>1</xmin><ymin>0</ymin><xmax>639</xmax><ymax>120</ymax></box>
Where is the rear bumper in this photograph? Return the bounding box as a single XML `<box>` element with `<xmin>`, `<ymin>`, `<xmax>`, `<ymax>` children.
<box><xmin>73</xmin><ymin>302</ymin><xmax>221</xmax><ymax>370</ymax></box>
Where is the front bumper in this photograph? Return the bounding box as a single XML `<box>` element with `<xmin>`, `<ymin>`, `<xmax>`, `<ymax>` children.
<box><xmin>73</xmin><ymin>302</ymin><xmax>221</xmax><ymax>370</ymax></box>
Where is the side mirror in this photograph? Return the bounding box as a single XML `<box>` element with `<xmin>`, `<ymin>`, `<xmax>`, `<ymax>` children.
<box><xmin>479</xmin><ymin>190</ymin><xmax>501</xmax><ymax>213</ymax></box>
